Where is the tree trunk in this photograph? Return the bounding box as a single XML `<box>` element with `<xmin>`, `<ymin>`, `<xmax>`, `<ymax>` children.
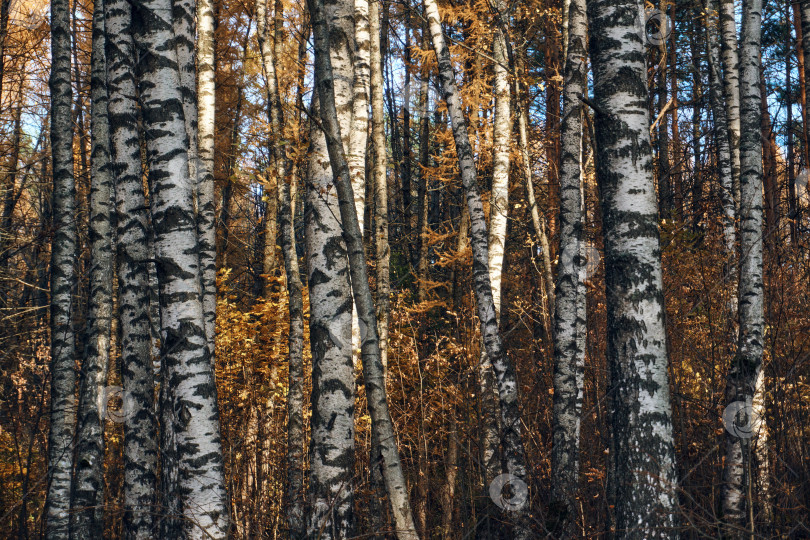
<box><xmin>131</xmin><ymin>0</ymin><xmax>230</xmax><ymax>535</ymax></box>
<box><xmin>792</xmin><ymin>1</ymin><xmax>810</xmax><ymax>167</ymax></box>
<box><xmin>759</xmin><ymin>69</ymin><xmax>780</xmax><ymax>243</ymax></box>
<box><xmin>720</xmin><ymin>0</ymin><xmax>742</xmax><ymax>212</ymax></box>
<box><xmin>197</xmin><ymin>0</ymin><xmax>217</xmax><ymax>353</ymax></box>
<box><xmin>549</xmin><ymin>0</ymin><xmax>587</xmax><ymax>534</ymax></box>
<box><xmin>69</xmin><ymin>0</ymin><xmax>114</xmax><ymax>535</ymax></box>
<box><xmin>304</xmin><ymin>0</ymin><xmax>356</xmax><ymax>533</ymax></box>
<box><xmin>308</xmin><ymin>0</ymin><xmax>420</xmax><ymax>535</ymax></box>
<box><xmin>423</xmin><ymin>0</ymin><xmax>530</xmax><ymax>534</ymax></box>
<box><xmin>587</xmin><ymin>0</ymin><xmax>679</xmax><ymax>534</ymax></box>
<box><xmin>104</xmin><ymin>0</ymin><xmax>158</xmax><ymax>535</ymax></box>
<box><xmin>721</xmin><ymin>0</ymin><xmax>764</xmax><ymax>533</ymax></box>
<box><xmin>706</xmin><ymin>0</ymin><xmax>737</xmax><ymax>254</ymax></box>
<box><xmin>45</xmin><ymin>0</ymin><xmax>77</xmax><ymax>534</ymax></box>
<box><xmin>369</xmin><ymin>1</ymin><xmax>392</xmax><ymax>534</ymax></box>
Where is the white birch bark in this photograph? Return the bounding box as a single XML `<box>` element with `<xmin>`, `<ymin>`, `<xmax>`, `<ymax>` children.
<box><xmin>104</xmin><ymin>0</ymin><xmax>158</xmax><ymax>535</ymax></box>
<box><xmin>719</xmin><ymin>0</ymin><xmax>742</xmax><ymax>211</ymax></box>
<box><xmin>69</xmin><ymin>0</ymin><xmax>113</xmax><ymax>535</ymax></box>
<box><xmin>305</xmin><ymin>0</ymin><xmax>356</xmax><ymax>531</ymax></box>
<box><xmin>586</xmin><ymin>0</ymin><xmax>679</xmax><ymax>534</ymax></box>
<box><xmin>131</xmin><ymin>0</ymin><xmax>229</xmax><ymax>536</ymax></box>
<box><xmin>721</xmin><ymin>0</ymin><xmax>764</xmax><ymax>532</ymax></box>
<box><xmin>308</xmin><ymin>0</ymin><xmax>419</xmax><ymax>535</ymax></box>
<box><xmin>44</xmin><ymin>0</ymin><xmax>77</xmax><ymax>534</ymax></box>
<box><xmin>549</xmin><ymin>0</ymin><xmax>587</xmax><ymax>533</ymax></box>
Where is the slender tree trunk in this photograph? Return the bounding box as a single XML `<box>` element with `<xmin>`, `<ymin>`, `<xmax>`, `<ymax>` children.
<box><xmin>656</xmin><ymin>5</ymin><xmax>671</xmax><ymax>217</ymax></box>
<box><xmin>104</xmin><ymin>0</ymin><xmax>158</xmax><ymax>535</ymax></box>
<box><xmin>549</xmin><ymin>0</ymin><xmax>587</xmax><ymax>533</ymax></box>
<box><xmin>759</xmin><ymin>69</ymin><xmax>779</xmax><ymax>243</ymax></box>
<box><xmin>197</xmin><ymin>0</ymin><xmax>217</xmax><ymax>353</ymax></box>
<box><xmin>131</xmin><ymin>0</ymin><xmax>230</xmax><ymax>535</ymax></box>
<box><xmin>440</xmin><ymin>415</ymin><xmax>458</xmax><ymax>538</ymax></box>
<box><xmin>304</xmin><ymin>0</ymin><xmax>356</xmax><ymax>532</ymax></box>
<box><xmin>424</xmin><ymin>0</ymin><xmax>530</xmax><ymax>535</ymax></box>
<box><xmin>45</xmin><ymin>0</ymin><xmax>77</xmax><ymax>534</ymax></box>
<box><xmin>707</xmin><ymin>0</ymin><xmax>736</xmax><ymax>254</ymax></box>
<box><xmin>792</xmin><ymin>1</ymin><xmax>809</xmax><ymax>167</ymax></box>
<box><xmin>478</xmin><ymin>5</ymin><xmax>511</xmax><ymax>497</ymax></box>
<box><xmin>308</xmin><ymin>0</ymin><xmax>420</xmax><ymax>535</ymax></box>
<box><xmin>369</xmin><ymin>1</ymin><xmax>392</xmax><ymax>534</ymax></box>
<box><xmin>69</xmin><ymin>1</ymin><xmax>113</xmax><ymax>535</ymax></box>
<box><xmin>720</xmin><ymin>0</ymin><xmax>742</xmax><ymax>212</ymax></box>
<box><xmin>587</xmin><ymin>0</ymin><xmax>679</xmax><ymax>535</ymax></box>
<box><xmin>721</xmin><ymin>0</ymin><xmax>764</xmax><ymax>533</ymax></box>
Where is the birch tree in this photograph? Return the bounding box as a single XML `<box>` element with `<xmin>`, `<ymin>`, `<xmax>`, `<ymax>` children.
<box><xmin>104</xmin><ymin>0</ymin><xmax>158</xmax><ymax>534</ymax></box>
<box><xmin>307</xmin><ymin>0</ymin><xmax>419</xmax><ymax>535</ymax></box>
<box><xmin>44</xmin><ymin>0</ymin><xmax>77</xmax><ymax>534</ymax></box>
<box><xmin>131</xmin><ymin>0</ymin><xmax>229</xmax><ymax>535</ymax></box>
<box><xmin>586</xmin><ymin>0</ymin><xmax>679</xmax><ymax>534</ymax></box>
<box><xmin>719</xmin><ymin>0</ymin><xmax>742</xmax><ymax>210</ymax></box>
<box><xmin>423</xmin><ymin>0</ymin><xmax>530</xmax><ymax>534</ymax></box>
<box><xmin>721</xmin><ymin>0</ymin><xmax>765</xmax><ymax>532</ymax></box>
<box><xmin>549</xmin><ymin>0</ymin><xmax>588</xmax><ymax>533</ymax></box>
<box><xmin>304</xmin><ymin>0</ymin><xmax>356</xmax><ymax>530</ymax></box>
<box><xmin>69</xmin><ymin>0</ymin><xmax>113</xmax><ymax>534</ymax></box>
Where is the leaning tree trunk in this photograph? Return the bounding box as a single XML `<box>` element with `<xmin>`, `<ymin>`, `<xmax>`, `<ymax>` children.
<box><xmin>304</xmin><ymin>0</ymin><xmax>356</xmax><ymax>533</ymax></box>
<box><xmin>719</xmin><ymin>0</ymin><xmax>742</xmax><ymax>212</ymax></box>
<box><xmin>104</xmin><ymin>0</ymin><xmax>158</xmax><ymax>535</ymax></box>
<box><xmin>477</xmin><ymin>4</ymin><xmax>511</xmax><ymax>495</ymax></box>
<box><xmin>423</xmin><ymin>0</ymin><xmax>530</xmax><ymax>535</ymax></box>
<box><xmin>131</xmin><ymin>0</ymin><xmax>229</xmax><ymax>536</ymax></box>
<box><xmin>69</xmin><ymin>0</ymin><xmax>113</xmax><ymax>535</ymax></box>
<box><xmin>549</xmin><ymin>0</ymin><xmax>587</xmax><ymax>534</ymax></box>
<box><xmin>721</xmin><ymin>0</ymin><xmax>764</xmax><ymax>534</ymax></box>
<box><xmin>45</xmin><ymin>0</ymin><xmax>77</xmax><ymax>534</ymax></box>
<box><xmin>307</xmin><ymin>0</ymin><xmax>419</xmax><ymax>536</ymax></box>
<box><xmin>586</xmin><ymin>0</ymin><xmax>680</xmax><ymax>535</ymax></box>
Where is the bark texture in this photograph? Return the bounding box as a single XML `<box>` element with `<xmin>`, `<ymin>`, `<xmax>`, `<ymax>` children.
<box><xmin>549</xmin><ymin>0</ymin><xmax>587</xmax><ymax>533</ymax></box>
<box><xmin>131</xmin><ymin>0</ymin><xmax>229</xmax><ymax>535</ymax></box>
<box><xmin>587</xmin><ymin>0</ymin><xmax>679</xmax><ymax>535</ymax></box>
<box><xmin>308</xmin><ymin>0</ymin><xmax>419</xmax><ymax>535</ymax></box>
<box><xmin>69</xmin><ymin>0</ymin><xmax>113</xmax><ymax>535</ymax></box>
<box><xmin>45</xmin><ymin>0</ymin><xmax>77</xmax><ymax>534</ymax></box>
<box><xmin>104</xmin><ymin>0</ymin><xmax>159</xmax><ymax>535</ymax></box>
<box><xmin>721</xmin><ymin>0</ymin><xmax>765</xmax><ymax>533</ymax></box>
<box><xmin>719</xmin><ymin>0</ymin><xmax>742</xmax><ymax>211</ymax></box>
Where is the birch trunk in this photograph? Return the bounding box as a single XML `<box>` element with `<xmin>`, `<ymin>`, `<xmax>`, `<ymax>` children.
<box><xmin>69</xmin><ymin>0</ymin><xmax>113</xmax><ymax>535</ymax></box>
<box><xmin>304</xmin><ymin>0</ymin><xmax>356</xmax><ymax>531</ymax></box>
<box><xmin>307</xmin><ymin>0</ymin><xmax>419</xmax><ymax>535</ymax></box>
<box><xmin>586</xmin><ymin>0</ymin><xmax>679</xmax><ymax>534</ymax></box>
<box><xmin>719</xmin><ymin>0</ymin><xmax>742</xmax><ymax>211</ymax></box>
<box><xmin>44</xmin><ymin>0</ymin><xmax>77</xmax><ymax>533</ymax></box>
<box><xmin>197</xmin><ymin>0</ymin><xmax>217</xmax><ymax>354</ymax></box>
<box><xmin>423</xmin><ymin>0</ymin><xmax>530</xmax><ymax>534</ymax></box>
<box><xmin>477</xmin><ymin>9</ymin><xmax>511</xmax><ymax>495</ymax></box>
<box><xmin>104</xmin><ymin>0</ymin><xmax>158</xmax><ymax>535</ymax></box>
<box><xmin>721</xmin><ymin>0</ymin><xmax>764</xmax><ymax>533</ymax></box>
<box><xmin>369</xmin><ymin>1</ymin><xmax>391</xmax><ymax>533</ymax></box>
<box><xmin>706</xmin><ymin>0</ymin><xmax>736</xmax><ymax>254</ymax></box>
<box><xmin>131</xmin><ymin>0</ymin><xmax>229</xmax><ymax>535</ymax></box>
<box><xmin>549</xmin><ymin>0</ymin><xmax>587</xmax><ymax>533</ymax></box>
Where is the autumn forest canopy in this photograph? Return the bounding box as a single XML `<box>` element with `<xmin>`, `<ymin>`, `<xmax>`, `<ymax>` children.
<box><xmin>1</xmin><ymin>0</ymin><xmax>810</xmax><ymax>536</ymax></box>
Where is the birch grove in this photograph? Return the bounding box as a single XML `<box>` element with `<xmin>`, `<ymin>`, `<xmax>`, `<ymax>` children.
<box><xmin>7</xmin><ymin>0</ymin><xmax>810</xmax><ymax>535</ymax></box>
